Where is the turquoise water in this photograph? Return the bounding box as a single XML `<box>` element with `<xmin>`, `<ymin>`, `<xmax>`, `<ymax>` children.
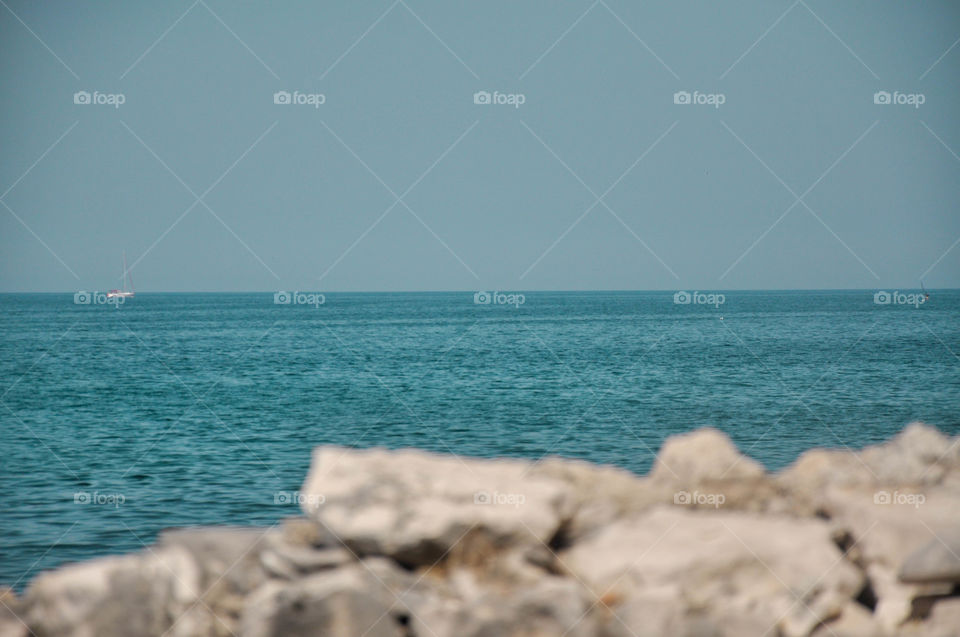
<box><xmin>1</xmin><ymin>290</ymin><xmax>958</xmax><ymax>588</ymax></box>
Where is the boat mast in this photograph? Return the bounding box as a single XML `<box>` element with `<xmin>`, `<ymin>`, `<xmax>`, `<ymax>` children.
<box><xmin>124</xmin><ymin>251</ymin><xmax>133</xmax><ymax>293</ymax></box>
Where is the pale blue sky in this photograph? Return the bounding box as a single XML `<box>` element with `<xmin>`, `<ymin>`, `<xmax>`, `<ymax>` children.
<box><xmin>1</xmin><ymin>0</ymin><xmax>958</xmax><ymax>292</ymax></box>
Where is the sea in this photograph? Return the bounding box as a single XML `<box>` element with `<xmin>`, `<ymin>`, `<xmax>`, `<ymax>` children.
<box><xmin>1</xmin><ymin>290</ymin><xmax>958</xmax><ymax>589</ymax></box>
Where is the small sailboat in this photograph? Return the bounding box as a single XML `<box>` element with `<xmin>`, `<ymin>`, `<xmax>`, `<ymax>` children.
<box><xmin>106</xmin><ymin>252</ymin><xmax>135</xmax><ymax>299</ymax></box>
<box><xmin>921</xmin><ymin>281</ymin><xmax>930</xmax><ymax>302</ymax></box>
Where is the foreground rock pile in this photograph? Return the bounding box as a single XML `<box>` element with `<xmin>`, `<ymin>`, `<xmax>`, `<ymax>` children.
<box><xmin>3</xmin><ymin>423</ymin><xmax>960</xmax><ymax>637</ymax></box>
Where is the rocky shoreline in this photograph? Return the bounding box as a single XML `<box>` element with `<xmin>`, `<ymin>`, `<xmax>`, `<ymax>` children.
<box><xmin>3</xmin><ymin>424</ymin><xmax>959</xmax><ymax>637</ymax></box>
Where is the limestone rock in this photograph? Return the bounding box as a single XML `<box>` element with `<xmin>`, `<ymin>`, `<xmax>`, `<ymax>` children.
<box><xmin>563</xmin><ymin>507</ymin><xmax>863</xmax><ymax>637</ymax></box>
<box><xmin>820</xmin><ymin>486</ymin><xmax>960</xmax><ymax>632</ymax></box>
<box><xmin>899</xmin><ymin>531</ymin><xmax>960</xmax><ymax>584</ymax></box>
<box><xmin>780</xmin><ymin>423</ymin><xmax>960</xmax><ymax>504</ymax></box>
<box><xmin>921</xmin><ymin>598</ymin><xmax>960</xmax><ymax>637</ymax></box>
<box><xmin>810</xmin><ymin>601</ymin><xmax>882</xmax><ymax>637</ymax></box>
<box><xmin>240</xmin><ymin>562</ymin><xmax>406</xmax><ymax>637</ymax></box>
<box><xmin>24</xmin><ymin>546</ymin><xmax>204</xmax><ymax>637</ymax></box>
<box><xmin>158</xmin><ymin>527</ymin><xmax>271</xmax><ymax>593</ymax></box>
<box><xmin>526</xmin><ymin>456</ymin><xmax>658</xmax><ymax>541</ymax></box>
<box><xmin>860</xmin><ymin>423</ymin><xmax>959</xmax><ymax>485</ymax></box>
<box><xmin>299</xmin><ymin>446</ymin><xmax>575</xmax><ymax>566</ymax></box>
<box><xmin>259</xmin><ymin>542</ymin><xmax>352</xmax><ymax>580</ymax></box>
<box><xmin>651</xmin><ymin>428</ymin><xmax>765</xmax><ymax>483</ymax></box>
<box><xmin>404</xmin><ymin>571</ymin><xmax>596</xmax><ymax>637</ymax></box>
<box><xmin>778</xmin><ymin>448</ymin><xmax>874</xmax><ymax>498</ymax></box>
<box><xmin>0</xmin><ymin>587</ymin><xmax>27</xmax><ymax>637</ymax></box>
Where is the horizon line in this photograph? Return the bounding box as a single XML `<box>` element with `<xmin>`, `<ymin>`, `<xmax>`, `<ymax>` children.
<box><xmin>0</xmin><ymin>287</ymin><xmax>954</xmax><ymax>295</ymax></box>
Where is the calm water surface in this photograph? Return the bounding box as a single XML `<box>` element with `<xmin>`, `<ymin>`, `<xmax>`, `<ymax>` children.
<box><xmin>1</xmin><ymin>290</ymin><xmax>958</xmax><ymax>587</ymax></box>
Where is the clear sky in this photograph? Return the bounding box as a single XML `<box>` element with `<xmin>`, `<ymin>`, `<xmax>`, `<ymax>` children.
<box><xmin>1</xmin><ymin>0</ymin><xmax>958</xmax><ymax>292</ymax></box>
